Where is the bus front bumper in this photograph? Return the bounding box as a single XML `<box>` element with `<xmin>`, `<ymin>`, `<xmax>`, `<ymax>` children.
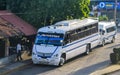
<box><xmin>32</xmin><ymin>55</ymin><xmax>60</xmax><ymax>66</ymax></box>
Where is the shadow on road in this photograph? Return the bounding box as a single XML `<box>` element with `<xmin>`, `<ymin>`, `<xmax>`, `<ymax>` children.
<box><xmin>70</xmin><ymin>60</ymin><xmax>110</xmax><ymax>75</ymax></box>
<box><xmin>106</xmin><ymin>44</ymin><xmax>120</xmax><ymax>49</ymax></box>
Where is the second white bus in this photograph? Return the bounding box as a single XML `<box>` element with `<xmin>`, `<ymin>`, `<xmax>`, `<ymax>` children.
<box><xmin>98</xmin><ymin>21</ymin><xmax>117</xmax><ymax>46</ymax></box>
<box><xmin>32</xmin><ymin>18</ymin><xmax>101</xmax><ymax>66</ymax></box>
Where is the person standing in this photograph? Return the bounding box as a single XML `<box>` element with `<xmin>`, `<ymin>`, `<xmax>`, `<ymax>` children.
<box><xmin>16</xmin><ymin>42</ymin><xmax>22</xmax><ymax>61</ymax></box>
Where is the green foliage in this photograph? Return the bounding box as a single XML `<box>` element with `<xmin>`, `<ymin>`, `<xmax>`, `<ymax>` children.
<box><xmin>110</xmin><ymin>53</ymin><xmax>119</xmax><ymax>64</ymax></box>
<box><xmin>99</xmin><ymin>15</ymin><xmax>108</xmax><ymax>21</ymax></box>
<box><xmin>113</xmin><ymin>48</ymin><xmax>120</xmax><ymax>55</ymax></box>
<box><xmin>6</xmin><ymin>0</ymin><xmax>90</xmax><ymax>29</ymax></box>
<box><xmin>110</xmin><ymin>48</ymin><xmax>120</xmax><ymax>64</ymax></box>
<box><xmin>79</xmin><ymin>0</ymin><xmax>90</xmax><ymax>18</ymax></box>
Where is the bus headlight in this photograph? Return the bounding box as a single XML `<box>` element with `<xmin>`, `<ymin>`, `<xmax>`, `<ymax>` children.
<box><xmin>32</xmin><ymin>52</ymin><xmax>36</xmax><ymax>55</ymax></box>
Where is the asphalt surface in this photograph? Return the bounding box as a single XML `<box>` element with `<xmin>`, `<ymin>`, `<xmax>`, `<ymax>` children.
<box><xmin>109</xmin><ymin>70</ymin><xmax>120</xmax><ymax>75</ymax></box>
<box><xmin>7</xmin><ymin>41</ymin><xmax>120</xmax><ymax>75</ymax></box>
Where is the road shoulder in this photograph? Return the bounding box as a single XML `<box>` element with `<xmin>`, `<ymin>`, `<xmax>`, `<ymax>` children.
<box><xmin>90</xmin><ymin>64</ymin><xmax>120</xmax><ymax>75</ymax></box>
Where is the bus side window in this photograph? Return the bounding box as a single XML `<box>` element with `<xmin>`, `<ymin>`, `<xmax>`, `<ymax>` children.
<box><xmin>64</xmin><ymin>34</ymin><xmax>70</xmax><ymax>44</ymax></box>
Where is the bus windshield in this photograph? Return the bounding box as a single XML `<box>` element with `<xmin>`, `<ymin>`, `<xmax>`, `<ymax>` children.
<box><xmin>35</xmin><ymin>32</ymin><xmax>64</xmax><ymax>46</ymax></box>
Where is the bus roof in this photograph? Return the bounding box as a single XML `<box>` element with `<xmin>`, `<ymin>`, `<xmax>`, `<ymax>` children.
<box><xmin>99</xmin><ymin>21</ymin><xmax>115</xmax><ymax>27</ymax></box>
<box><xmin>38</xmin><ymin>18</ymin><xmax>98</xmax><ymax>34</ymax></box>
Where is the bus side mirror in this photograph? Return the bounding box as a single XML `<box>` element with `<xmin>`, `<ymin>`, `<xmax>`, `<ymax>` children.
<box><xmin>102</xmin><ymin>30</ymin><xmax>105</xmax><ymax>35</ymax></box>
<box><xmin>99</xmin><ymin>29</ymin><xmax>105</xmax><ymax>35</ymax></box>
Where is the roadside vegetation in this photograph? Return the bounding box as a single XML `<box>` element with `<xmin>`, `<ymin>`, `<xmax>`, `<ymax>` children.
<box><xmin>99</xmin><ymin>15</ymin><xmax>108</xmax><ymax>21</ymax></box>
<box><xmin>6</xmin><ymin>0</ymin><xmax>90</xmax><ymax>29</ymax></box>
<box><xmin>110</xmin><ymin>48</ymin><xmax>120</xmax><ymax>64</ymax></box>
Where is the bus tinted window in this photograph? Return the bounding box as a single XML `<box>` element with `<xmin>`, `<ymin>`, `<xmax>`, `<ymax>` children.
<box><xmin>64</xmin><ymin>23</ymin><xmax>98</xmax><ymax>44</ymax></box>
<box><xmin>106</xmin><ymin>26</ymin><xmax>116</xmax><ymax>33</ymax></box>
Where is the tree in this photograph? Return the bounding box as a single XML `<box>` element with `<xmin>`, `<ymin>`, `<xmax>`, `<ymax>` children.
<box><xmin>6</xmin><ymin>0</ymin><xmax>90</xmax><ymax>29</ymax></box>
<box><xmin>79</xmin><ymin>0</ymin><xmax>90</xmax><ymax>18</ymax></box>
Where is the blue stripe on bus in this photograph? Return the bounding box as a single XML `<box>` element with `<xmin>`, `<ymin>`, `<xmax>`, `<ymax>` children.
<box><xmin>91</xmin><ymin>39</ymin><xmax>99</xmax><ymax>42</ymax></box>
<box><xmin>66</xmin><ymin>39</ymin><xmax>98</xmax><ymax>52</ymax></box>
<box><xmin>66</xmin><ymin>43</ymin><xmax>87</xmax><ymax>52</ymax></box>
<box><xmin>63</xmin><ymin>33</ymin><xmax>99</xmax><ymax>48</ymax></box>
<box><xmin>51</xmin><ymin>46</ymin><xmax>59</xmax><ymax>57</ymax></box>
<box><xmin>38</xmin><ymin>55</ymin><xmax>51</xmax><ymax>58</ymax></box>
<box><xmin>65</xmin><ymin>34</ymin><xmax>116</xmax><ymax>53</ymax></box>
<box><xmin>104</xmin><ymin>34</ymin><xmax>116</xmax><ymax>40</ymax></box>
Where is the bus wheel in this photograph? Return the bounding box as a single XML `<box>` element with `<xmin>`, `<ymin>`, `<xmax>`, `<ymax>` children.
<box><xmin>59</xmin><ymin>57</ymin><xmax>65</xmax><ymax>66</ymax></box>
<box><xmin>102</xmin><ymin>40</ymin><xmax>105</xmax><ymax>47</ymax></box>
<box><xmin>111</xmin><ymin>37</ymin><xmax>115</xmax><ymax>43</ymax></box>
<box><xmin>85</xmin><ymin>45</ymin><xmax>90</xmax><ymax>55</ymax></box>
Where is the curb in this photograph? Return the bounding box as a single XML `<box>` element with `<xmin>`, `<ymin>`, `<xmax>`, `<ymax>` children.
<box><xmin>0</xmin><ymin>60</ymin><xmax>32</xmax><ymax>75</ymax></box>
<box><xmin>105</xmin><ymin>69</ymin><xmax>120</xmax><ymax>75</ymax></box>
<box><xmin>90</xmin><ymin>65</ymin><xmax>120</xmax><ymax>75</ymax></box>
<box><xmin>0</xmin><ymin>55</ymin><xmax>16</xmax><ymax>66</ymax></box>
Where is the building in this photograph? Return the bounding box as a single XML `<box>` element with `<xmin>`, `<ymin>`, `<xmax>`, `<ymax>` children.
<box><xmin>90</xmin><ymin>0</ymin><xmax>120</xmax><ymax>19</ymax></box>
<box><xmin>0</xmin><ymin>10</ymin><xmax>37</xmax><ymax>58</ymax></box>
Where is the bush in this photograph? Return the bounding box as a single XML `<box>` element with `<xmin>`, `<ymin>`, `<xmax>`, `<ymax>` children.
<box><xmin>113</xmin><ymin>48</ymin><xmax>120</xmax><ymax>54</ymax></box>
<box><xmin>110</xmin><ymin>53</ymin><xmax>119</xmax><ymax>64</ymax></box>
<box><xmin>99</xmin><ymin>15</ymin><xmax>108</xmax><ymax>21</ymax></box>
<box><xmin>110</xmin><ymin>48</ymin><xmax>120</xmax><ymax>64</ymax></box>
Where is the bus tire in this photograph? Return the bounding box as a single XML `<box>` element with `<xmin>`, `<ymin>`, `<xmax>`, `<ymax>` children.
<box><xmin>85</xmin><ymin>45</ymin><xmax>90</xmax><ymax>55</ymax></box>
<box><xmin>59</xmin><ymin>57</ymin><xmax>65</xmax><ymax>66</ymax></box>
<box><xmin>111</xmin><ymin>37</ymin><xmax>115</xmax><ymax>43</ymax></box>
<box><xmin>59</xmin><ymin>54</ymin><xmax>66</xmax><ymax>66</ymax></box>
<box><xmin>102</xmin><ymin>40</ymin><xmax>105</xmax><ymax>47</ymax></box>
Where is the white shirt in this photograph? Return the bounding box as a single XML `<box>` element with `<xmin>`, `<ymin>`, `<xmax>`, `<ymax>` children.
<box><xmin>17</xmin><ymin>44</ymin><xmax>22</xmax><ymax>53</ymax></box>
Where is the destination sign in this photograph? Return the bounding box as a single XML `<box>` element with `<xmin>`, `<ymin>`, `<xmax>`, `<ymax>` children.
<box><xmin>41</xmin><ymin>34</ymin><xmax>60</xmax><ymax>38</ymax></box>
<box><xmin>38</xmin><ymin>32</ymin><xmax>64</xmax><ymax>38</ymax></box>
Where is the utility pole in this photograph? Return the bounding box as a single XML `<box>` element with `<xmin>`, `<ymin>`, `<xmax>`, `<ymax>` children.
<box><xmin>114</xmin><ymin>0</ymin><xmax>117</xmax><ymax>24</ymax></box>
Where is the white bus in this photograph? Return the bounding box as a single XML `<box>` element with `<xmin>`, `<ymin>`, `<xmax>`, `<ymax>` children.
<box><xmin>32</xmin><ymin>18</ymin><xmax>100</xmax><ymax>66</ymax></box>
<box><xmin>98</xmin><ymin>21</ymin><xmax>117</xmax><ymax>46</ymax></box>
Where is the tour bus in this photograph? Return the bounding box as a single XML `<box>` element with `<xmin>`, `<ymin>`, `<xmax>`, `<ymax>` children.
<box><xmin>98</xmin><ymin>21</ymin><xmax>117</xmax><ymax>46</ymax></box>
<box><xmin>32</xmin><ymin>18</ymin><xmax>100</xmax><ymax>66</ymax></box>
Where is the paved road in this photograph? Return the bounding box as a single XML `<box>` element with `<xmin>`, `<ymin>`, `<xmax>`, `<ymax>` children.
<box><xmin>7</xmin><ymin>29</ymin><xmax>120</xmax><ymax>75</ymax></box>
<box><xmin>108</xmin><ymin>28</ymin><xmax>120</xmax><ymax>75</ymax></box>
<box><xmin>109</xmin><ymin>70</ymin><xmax>120</xmax><ymax>75</ymax></box>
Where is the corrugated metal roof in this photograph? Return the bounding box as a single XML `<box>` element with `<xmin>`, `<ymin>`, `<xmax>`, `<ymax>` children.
<box><xmin>0</xmin><ymin>10</ymin><xmax>37</xmax><ymax>38</ymax></box>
